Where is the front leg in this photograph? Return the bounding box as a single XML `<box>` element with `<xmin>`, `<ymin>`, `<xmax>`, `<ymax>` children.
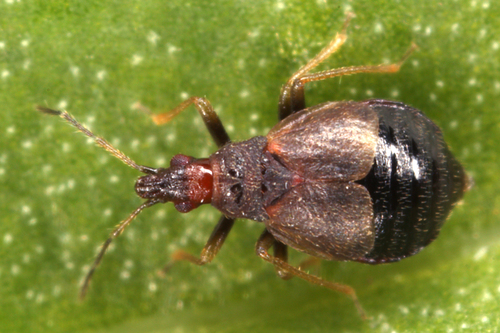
<box><xmin>135</xmin><ymin>96</ymin><xmax>230</xmax><ymax>147</ymax></box>
<box><xmin>160</xmin><ymin>215</ymin><xmax>235</xmax><ymax>274</ymax></box>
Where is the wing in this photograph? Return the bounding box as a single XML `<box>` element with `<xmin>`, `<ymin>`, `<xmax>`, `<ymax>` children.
<box><xmin>264</xmin><ymin>182</ymin><xmax>374</xmax><ymax>261</ymax></box>
<box><xmin>266</xmin><ymin>101</ymin><xmax>379</xmax><ymax>181</ymax></box>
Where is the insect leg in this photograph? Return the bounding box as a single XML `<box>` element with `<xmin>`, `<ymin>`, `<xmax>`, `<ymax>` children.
<box><xmin>256</xmin><ymin>229</ymin><xmax>367</xmax><ymax>319</ymax></box>
<box><xmin>273</xmin><ymin>241</ymin><xmax>320</xmax><ymax>280</ymax></box>
<box><xmin>288</xmin><ymin>43</ymin><xmax>418</xmax><ymax>115</ymax></box>
<box><xmin>135</xmin><ymin>96</ymin><xmax>230</xmax><ymax>148</ymax></box>
<box><xmin>278</xmin><ymin>13</ymin><xmax>353</xmax><ymax>120</ymax></box>
<box><xmin>159</xmin><ymin>215</ymin><xmax>235</xmax><ymax>274</ymax></box>
<box><xmin>272</xmin><ymin>240</ymin><xmax>292</xmax><ymax>280</ymax></box>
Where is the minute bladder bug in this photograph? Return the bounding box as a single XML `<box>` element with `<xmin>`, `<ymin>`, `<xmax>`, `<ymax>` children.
<box><xmin>38</xmin><ymin>14</ymin><xmax>470</xmax><ymax>318</ymax></box>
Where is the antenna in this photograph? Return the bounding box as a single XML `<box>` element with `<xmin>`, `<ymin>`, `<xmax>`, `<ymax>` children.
<box><xmin>37</xmin><ymin>106</ymin><xmax>157</xmax><ymax>175</ymax></box>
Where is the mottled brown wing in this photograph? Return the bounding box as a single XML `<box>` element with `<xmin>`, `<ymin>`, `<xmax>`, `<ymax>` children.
<box><xmin>264</xmin><ymin>182</ymin><xmax>374</xmax><ymax>261</ymax></box>
<box><xmin>266</xmin><ymin>101</ymin><xmax>379</xmax><ymax>181</ymax></box>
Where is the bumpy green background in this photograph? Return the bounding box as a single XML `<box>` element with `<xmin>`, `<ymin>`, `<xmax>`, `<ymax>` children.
<box><xmin>1</xmin><ymin>1</ymin><xmax>499</xmax><ymax>332</ymax></box>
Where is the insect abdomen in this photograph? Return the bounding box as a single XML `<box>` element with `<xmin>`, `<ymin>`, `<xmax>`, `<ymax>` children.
<box><xmin>357</xmin><ymin>99</ymin><xmax>468</xmax><ymax>264</ymax></box>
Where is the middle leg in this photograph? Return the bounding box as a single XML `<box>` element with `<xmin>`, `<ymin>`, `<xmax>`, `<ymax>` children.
<box><xmin>288</xmin><ymin>43</ymin><xmax>418</xmax><ymax>116</ymax></box>
<box><xmin>278</xmin><ymin>12</ymin><xmax>417</xmax><ymax>120</ymax></box>
<box><xmin>273</xmin><ymin>240</ymin><xmax>321</xmax><ymax>280</ymax></box>
<box><xmin>278</xmin><ymin>14</ymin><xmax>353</xmax><ymax>120</ymax></box>
<box><xmin>256</xmin><ymin>229</ymin><xmax>367</xmax><ymax>319</ymax></box>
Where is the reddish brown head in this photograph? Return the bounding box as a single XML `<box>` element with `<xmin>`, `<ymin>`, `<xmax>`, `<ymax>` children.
<box><xmin>135</xmin><ymin>154</ymin><xmax>213</xmax><ymax>213</ymax></box>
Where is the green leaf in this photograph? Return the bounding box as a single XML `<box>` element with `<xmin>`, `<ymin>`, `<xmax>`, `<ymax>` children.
<box><xmin>1</xmin><ymin>1</ymin><xmax>498</xmax><ymax>332</ymax></box>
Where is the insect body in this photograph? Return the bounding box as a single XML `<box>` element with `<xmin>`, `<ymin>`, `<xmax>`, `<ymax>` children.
<box><xmin>39</xmin><ymin>15</ymin><xmax>469</xmax><ymax>318</ymax></box>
